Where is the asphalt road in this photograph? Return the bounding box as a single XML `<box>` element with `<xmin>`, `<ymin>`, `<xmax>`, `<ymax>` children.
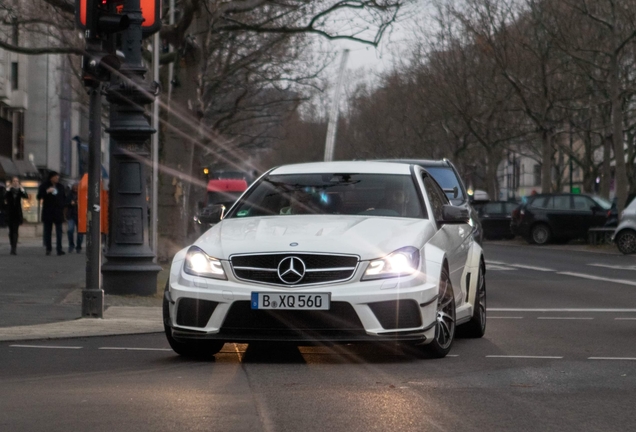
<box><xmin>1</xmin><ymin>242</ymin><xmax>636</xmax><ymax>432</ymax></box>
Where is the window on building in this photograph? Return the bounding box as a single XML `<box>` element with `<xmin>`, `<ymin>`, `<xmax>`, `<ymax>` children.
<box><xmin>11</xmin><ymin>62</ymin><xmax>18</xmax><ymax>90</ymax></box>
<box><xmin>533</xmin><ymin>164</ymin><xmax>541</xmax><ymax>186</ymax></box>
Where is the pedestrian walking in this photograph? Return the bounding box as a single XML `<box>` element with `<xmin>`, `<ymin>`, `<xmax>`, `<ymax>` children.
<box><xmin>3</xmin><ymin>177</ymin><xmax>28</xmax><ymax>255</ymax></box>
<box><xmin>37</xmin><ymin>171</ymin><xmax>66</xmax><ymax>256</ymax></box>
<box><xmin>66</xmin><ymin>183</ymin><xmax>83</xmax><ymax>253</ymax></box>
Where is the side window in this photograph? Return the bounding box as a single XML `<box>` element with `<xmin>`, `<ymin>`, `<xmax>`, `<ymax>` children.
<box><xmin>529</xmin><ymin>197</ymin><xmax>547</xmax><ymax>208</ymax></box>
<box><xmin>423</xmin><ymin>176</ymin><xmax>448</xmax><ymax>221</ymax></box>
<box><xmin>572</xmin><ymin>196</ymin><xmax>593</xmax><ymax>212</ymax></box>
<box><xmin>553</xmin><ymin>195</ymin><xmax>570</xmax><ymax>210</ymax></box>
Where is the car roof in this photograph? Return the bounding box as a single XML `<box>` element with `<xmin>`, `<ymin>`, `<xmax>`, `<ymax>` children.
<box><xmin>269</xmin><ymin>161</ymin><xmax>413</xmax><ymax>176</ymax></box>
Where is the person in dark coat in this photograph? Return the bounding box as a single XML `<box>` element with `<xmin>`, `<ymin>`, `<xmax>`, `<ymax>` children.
<box><xmin>65</xmin><ymin>183</ymin><xmax>83</xmax><ymax>253</ymax></box>
<box><xmin>4</xmin><ymin>177</ymin><xmax>29</xmax><ymax>255</ymax></box>
<box><xmin>37</xmin><ymin>171</ymin><xmax>66</xmax><ymax>256</ymax></box>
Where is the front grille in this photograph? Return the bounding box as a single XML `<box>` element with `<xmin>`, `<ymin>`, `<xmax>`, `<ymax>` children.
<box><xmin>220</xmin><ymin>301</ymin><xmax>366</xmax><ymax>338</ymax></box>
<box><xmin>176</xmin><ymin>298</ymin><xmax>219</xmax><ymax>328</ymax></box>
<box><xmin>230</xmin><ymin>253</ymin><xmax>358</xmax><ymax>286</ymax></box>
<box><xmin>368</xmin><ymin>300</ymin><xmax>422</xmax><ymax>330</ymax></box>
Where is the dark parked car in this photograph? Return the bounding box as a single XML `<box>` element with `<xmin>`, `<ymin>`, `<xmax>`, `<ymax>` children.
<box><xmin>379</xmin><ymin>159</ymin><xmax>483</xmax><ymax>244</ymax></box>
<box><xmin>478</xmin><ymin>201</ymin><xmax>519</xmax><ymax>240</ymax></box>
<box><xmin>195</xmin><ymin>179</ymin><xmax>248</xmax><ymax>233</ymax></box>
<box><xmin>511</xmin><ymin>193</ymin><xmax>611</xmax><ymax>245</ymax></box>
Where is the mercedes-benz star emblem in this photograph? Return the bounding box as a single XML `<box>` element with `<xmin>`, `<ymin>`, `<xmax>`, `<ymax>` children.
<box><xmin>277</xmin><ymin>256</ymin><xmax>306</xmax><ymax>284</ymax></box>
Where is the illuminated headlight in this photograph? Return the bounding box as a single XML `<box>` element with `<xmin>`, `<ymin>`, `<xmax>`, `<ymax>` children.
<box><xmin>362</xmin><ymin>247</ymin><xmax>421</xmax><ymax>280</ymax></box>
<box><xmin>184</xmin><ymin>246</ymin><xmax>226</xmax><ymax>280</ymax></box>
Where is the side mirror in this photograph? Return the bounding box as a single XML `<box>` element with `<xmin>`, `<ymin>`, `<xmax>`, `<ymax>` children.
<box><xmin>439</xmin><ymin>204</ymin><xmax>469</xmax><ymax>225</ymax></box>
<box><xmin>443</xmin><ymin>186</ymin><xmax>459</xmax><ymax>199</ymax></box>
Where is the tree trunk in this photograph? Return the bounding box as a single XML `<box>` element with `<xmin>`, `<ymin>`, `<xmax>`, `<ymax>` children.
<box><xmin>485</xmin><ymin>148</ymin><xmax>500</xmax><ymax>200</ymax></box>
<box><xmin>610</xmin><ymin>54</ymin><xmax>628</xmax><ymax>212</ymax></box>
<box><xmin>541</xmin><ymin>130</ymin><xmax>553</xmax><ymax>193</ymax></box>
<box><xmin>600</xmin><ymin>135</ymin><xmax>611</xmax><ymax>199</ymax></box>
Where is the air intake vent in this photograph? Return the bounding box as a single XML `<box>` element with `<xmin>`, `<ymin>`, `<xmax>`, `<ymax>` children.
<box><xmin>369</xmin><ymin>300</ymin><xmax>422</xmax><ymax>330</ymax></box>
<box><xmin>176</xmin><ymin>298</ymin><xmax>218</xmax><ymax>328</ymax></box>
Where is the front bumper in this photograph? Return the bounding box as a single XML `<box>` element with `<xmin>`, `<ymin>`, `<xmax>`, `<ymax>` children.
<box><xmin>166</xmin><ymin>262</ymin><xmax>439</xmax><ymax>345</ymax></box>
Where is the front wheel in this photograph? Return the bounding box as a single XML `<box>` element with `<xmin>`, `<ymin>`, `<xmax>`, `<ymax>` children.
<box><xmin>422</xmin><ymin>266</ymin><xmax>456</xmax><ymax>358</ymax></box>
<box><xmin>163</xmin><ymin>283</ymin><xmax>224</xmax><ymax>358</ymax></box>
<box><xmin>616</xmin><ymin>229</ymin><xmax>636</xmax><ymax>254</ymax></box>
<box><xmin>531</xmin><ymin>224</ymin><xmax>551</xmax><ymax>245</ymax></box>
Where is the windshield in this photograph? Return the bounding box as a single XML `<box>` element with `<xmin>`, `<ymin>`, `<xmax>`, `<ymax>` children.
<box><xmin>423</xmin><ymin>167</ymin><xmax>465</xmax><ymax>204</ymax></box>
<box><xmin>227</xmin><ymin>173</ymin><xmax>426</xmax><ymax>219</ymax></box>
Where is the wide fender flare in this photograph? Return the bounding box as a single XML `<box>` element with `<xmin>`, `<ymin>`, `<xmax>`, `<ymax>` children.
<box><xmin>169</xmin><ymin>247</ymin><xmax>189</xmax><ymax>290</ymax></box>
<box><xmin>464</xmin><ymin>241</ymin><xmax>485</xmax><ymax>307</ymax></box>
<box><xmin>422</xmin><ymin>243</ymin><xmax>447</xmax><ymax>296</ymax></box>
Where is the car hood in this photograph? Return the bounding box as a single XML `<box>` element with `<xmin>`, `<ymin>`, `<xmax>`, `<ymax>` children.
<box><xmin>194</xmin><ymin>215</ymin><xmax>436</xmax><ymax>260</ymax></box>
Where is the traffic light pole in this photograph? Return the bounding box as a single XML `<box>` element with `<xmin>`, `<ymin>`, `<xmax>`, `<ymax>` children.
<box><xmin>101</xmin><ymin>0</ymin><xmax>161</xmax><ymax>295</ymax></box>
<box><xmin>82</xmin><ymin>80</ymin><xmax>105</xmax><ymax>318</ymax></box>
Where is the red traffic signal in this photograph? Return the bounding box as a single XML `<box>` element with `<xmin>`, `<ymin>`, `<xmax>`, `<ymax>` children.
<box><xmin>76</xmin><ymin>0</ymin><xmax>161</xmax><ymax>37</ymax></box>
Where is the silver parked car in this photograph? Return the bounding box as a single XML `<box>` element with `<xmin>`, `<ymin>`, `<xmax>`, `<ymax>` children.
<box><xmin>613</xmin><ymin>198</ymin><xmax>636</xmax><ymax>254</ymax></box>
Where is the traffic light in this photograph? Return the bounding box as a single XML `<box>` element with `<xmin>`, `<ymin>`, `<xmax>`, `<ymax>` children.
<box><xmin>76</xmin><ymin>0</ymin><xmax>161</xmax><ymax>38</ymax></box>
<box><xmin>83</xmin><ymin>51</ymin><xmax>122</xmax><ymax>83</ymax></box>
<box><xmin>203</xmin><ymin>168</ymin><xmax>210</xmax><ymax>176</ymax></box>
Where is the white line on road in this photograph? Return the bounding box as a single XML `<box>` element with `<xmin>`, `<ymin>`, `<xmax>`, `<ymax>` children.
<box><xmin>489</xmin><ymin>308</ymin><xmax>636</xmax><ymax>313</ymax></box>
<box><xmin>485</xmin><ymin>260</ymin><xmax>507</xmax><ymax>265</ymax></box>
<box><xmin>588</xmin><ymin>357</ymin><xmax>636</xmax><ymax>361</ymax></box>
<box><xmin>509</xmin><ymin>264</ymin><xmax>556</xmax><ymax>272</ymax></box>
<box><xmin>537</xmin><ymin>317</ymin><xmax>594</xmax><ymax>320</ymax></box>
<box><xmin>489</xmin><ymin>316</ymin><xmax>524</xmax><ymax>319</ymax></box>
<box><xmin>486</xmin><ymin>264</ymin><xmax>517</xmax><ymax>271</ymax></box>
<box><xmin>615</xmin><ymin>317</ymin><xmax>636</xmax><ymax>320</ymax></box>
<box><xmin>486</xmin><ymin>355</ymin><xmax>563</xmax><ymax>359</ymax></box>
<box><xmin>557</xmin><ymin>272</ymin><xmax>636</xmax><ymax>287</ymax></box>
<box><xmin>446</xmin><ymin>355</ymin><xmax>459</xmax><ymax>357</ymax></box>
<box><xmin>98</xmin><ymin>347</ymin><xmax>173</xmax><ymax>352</ymax></box>
<box><xmin>9</xmin><ymin>344</ymin><xmax>83</xmax><ymax>349</ymax></box>
<box><xmin>588</xmin><ymin>263</ymin><xmax>636</xmax><ymax>271</ymax></box>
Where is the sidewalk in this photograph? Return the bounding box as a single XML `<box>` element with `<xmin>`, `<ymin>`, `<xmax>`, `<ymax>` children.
<box><xmin>0</xmin><ymin>227</ymin><xmax>166</xmax><ymax>342</ymax></box>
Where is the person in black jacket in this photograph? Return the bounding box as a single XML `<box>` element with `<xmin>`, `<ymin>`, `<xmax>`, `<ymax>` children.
<box><xmin>37</xmin><ymin>171</ymin><xmax>66</xmax><ymax>256</ymax></box>
<box><xmin>65</xmin><ymin>183</ymin><xmax>83</xmax><ymax>253</ymax></box>
<box><xmin>4</xmin><ymin>177</ymin><xmax>29</xmax><ymax>255</ymax></box>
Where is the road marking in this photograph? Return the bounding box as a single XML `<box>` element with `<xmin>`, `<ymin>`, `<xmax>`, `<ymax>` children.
<box><xmin>9</xmin><ymin>344</ymin><xmax>83</xmax><ymax>349</ymax></box>
<box><xmin>486</xmin><ymin>264</ymin><xmax>517</xmax><ymax>271</ymax></box>
<box><xmin>537</xmin><ymin>317</ymin><xmax>594</xmax><ymax>320</ymax></box>
<box><xmin>486</xmin><ymin>355</ymin><xmax>563</xmax><ymax>359</ymax></box>
<box><xmin>489</xmin><ymin>308</ymin><xmax>636</xmax><ymax>313</ymax></box>
<box><xmin>509</xmin><ymin>264</ymin><xmax>556</xmax><ymax>272</ymax></box>
<box><xmin>446</xmin><ymin>354</ymin><xmax>459</xmax><ymax>357</ymax></box>
<box><xmin>489</xmin><ymin>316</ymin><xmax>523</xmax><ymax>319</ymax></box>
<box><xmin>588</xmin><ymin>263</ymin><xmax>636</xmax><ymax>271</ymax></box>
<box><xmin>557</xmin><ymin>272</ymin><xmax>636</xmax><ymax>287</ymax></box>
<box><xmin>615</xmin><ymin>317</ymin><xmax>636</xmax><ymax>320</ymax></box>
<box><xmin>98</xmin><ymin>347</ymin><xmax>173</xmax><ymax>352</ymax></box>
<box><xmin>486</xmin><ymin>260</ymin><xmax>507</xmax><ymax>265</ymax></box>
<box><xmin>588</xmin><ymin>357</ymin><xmax>636</xmax><ymax>361</ymax></box>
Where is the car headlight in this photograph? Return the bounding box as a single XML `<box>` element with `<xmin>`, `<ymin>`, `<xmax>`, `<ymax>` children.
<box><xmin>184</xmin><ymin>246</ymin><xmax>226</xmax><ymax>280</ymax></box>
<box><xmin>362</xmin><ymin>247</ymin><xmax>421</xmax><ymax>280</ymax></box>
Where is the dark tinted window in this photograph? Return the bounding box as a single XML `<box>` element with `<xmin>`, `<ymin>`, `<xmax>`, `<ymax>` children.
<box><xmin>229</xmin><ymin>173</ymin><xmax>426</xmax><ymax>219</ymax></box>
<box><xmin>423</xmin><ymin>175</ymin><xmax>449</xmax><ymax>221</ymax></box>
<box><xmin>553</xmin><ymin>195</ymin><xmax>570</xmax><ymax>210</ymax></box>
<box><xmin>423</xmin><ymin>167</ymin><xmax>465</xmax><ymax>204</ymax></box>
<box><xmin>572</xmin><ymin>196</ymin><xmax>593</xmax><ymax>211</ymax></box>
<box><xmin>504</xmin><ymin>203</ymin><xmax>518</xmax><ymax>214</ymax></box>
<box><xmin>529</xmin><ymin>196</ymin><xmax>549</xmax><ymax>208</ymax></box>
<box><xmin>482</xmin><ymin>203</ymin><xmax>503</xmax><ymax>214</ymax></box>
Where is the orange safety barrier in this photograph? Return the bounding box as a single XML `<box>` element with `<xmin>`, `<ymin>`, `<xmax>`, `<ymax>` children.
<box><xmin>78</xmin><ymin>173</ymin><xmax>109</xmax><ymax>234</ymax></box>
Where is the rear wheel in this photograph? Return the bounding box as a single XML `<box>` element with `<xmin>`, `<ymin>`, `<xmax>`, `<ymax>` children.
<box><xmin>422</xmin><ymin>266</ymin><xmax>456</xmax><ymax>358</ymax></box>
<box><xmin>458</xmin><ymin>262</ymin><xmax>486</xmax><ymax>338</ymax></box>
<box><xmin>531</xmin><ymin>224</ymin><xmax>551</xmax><ymax>245</ymax></box>
<box><xmin>163</xmin><ymin>282</ymin><xmax>224</xmax><ymax>358</ymax></box>
<box><xmin>616</xmin><ymin>229</ymin><xmax>636</xmax><ymax>254</ymax></box>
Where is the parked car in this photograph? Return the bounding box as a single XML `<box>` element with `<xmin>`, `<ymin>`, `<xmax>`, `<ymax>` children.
<box><xmin>511</xmin><ymin>193</ymin><xmax>611</xmax><ymax>245</ymax></box>
<box><xmin>612</xmin><ymin>197</ymin><xmax>636</xmax><ymax>254</ymax></box>
<box><xmin>378</xmin><ymin>159</ymin><xmax>483</xmax><ymax>244</ymax></box>
<box><xmin>194</xmin><ymin>179</ymin><xmax>248</xmax><ymax>233</ymax></box>
<box><xmin>165</xmin><ymin>161</ymin><xmax>487</xmax><ymax>359</ymax></box>
<box><xmin>478</xmin><ymin>201</ymin><xmax>519</xmax><ymax>240</ymax></box>
<box><xmin>605</xmin><ymin>194</ymin><xmax>636</xmax><ymax>227</ymax></box>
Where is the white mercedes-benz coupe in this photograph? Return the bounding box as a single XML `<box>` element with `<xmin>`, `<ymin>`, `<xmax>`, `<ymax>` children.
<box><xmin>164</xmin><ymin>161</ymin><xmax>486</xmax><ymax>358</ymax></box>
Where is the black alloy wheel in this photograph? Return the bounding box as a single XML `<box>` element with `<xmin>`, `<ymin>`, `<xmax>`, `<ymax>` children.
<box><xmin>531</xmin><ymin>224</ymin><xmax>551</xmax><ymax>245</ymax></box>
<box><xmin>616</xmin><ymin>229</ymin><xmax>636</xmax><ymax>254</ymax></box>
<box><xmin>458</xmin><ymin>262</ymin><xmax>486</xmax><ymax>338</ymax></box>
<box><xmin>422</xmin><ymin>266</ymin><xmax>456</xmax><ymax>358</ymax></box>
<box><xmin>163</xmin><ymin>281</ymin><xmax>224</xmax><ymax>358</ymax></box>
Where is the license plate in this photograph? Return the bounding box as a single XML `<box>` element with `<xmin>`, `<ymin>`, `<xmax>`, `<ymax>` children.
<box><xmin>251</xmin><ymin>292</ymin><xmax>330</xmax><ymax>310</ymax></box>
